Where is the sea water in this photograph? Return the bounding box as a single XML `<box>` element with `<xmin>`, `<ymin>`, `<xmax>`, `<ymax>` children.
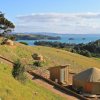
<box><xmin>17</xmin><ymin>34</ymin><xmax>100</xmax><ymax>46</ymax></box>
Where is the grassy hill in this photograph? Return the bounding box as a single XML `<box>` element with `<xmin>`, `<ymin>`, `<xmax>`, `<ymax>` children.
<box><xmin>0</xmin><ymin>38</ymin><xmax>100</xmax><ymax>99</ymax></box>
<box><xmin>0</xmin><ymin>62</ymin><xmax>66</xmax><ymax>100</ymax></box>
<box><xmin>0</xmin><ymin>40</ymin><xmax>99</xmax><ymax>72</ymax></box>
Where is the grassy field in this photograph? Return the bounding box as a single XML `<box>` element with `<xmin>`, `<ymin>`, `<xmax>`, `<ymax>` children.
<box><xmin>0</xmin><ymin>40</ymin><xmax>99</xmax><ymax>72</ymax></box>
<box><xmin>0</xmin><ymin>39</ymin><xmax>100</xmax><ymax>99</ymax></box>
<box><xmin>0</xmin><ymin>62</ymin><xmax>66</xmax><ymax>100</ymax></box>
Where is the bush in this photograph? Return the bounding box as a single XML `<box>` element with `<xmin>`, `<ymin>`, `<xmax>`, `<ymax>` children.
<box><xmin>80</xmin><ymin>50</ymin><xmax>91</xmax><ymax>57</ymax></box>
<box><xmin>6</xmin><ymin>35</ymin><xmax>16</xmax><ymax>41</ymax></box>
<box><xmin>9</xmin><ymin>36</ymin><xmax>16</xmax><ymax>41</ymax></box>
<box><xmin>12</xmin><ymin>60</ymin><xmax>27</xmax><ymax>83</ymax></box>
<box><xmin>19</xmin><ymin>41</ymin><xmax>28</xmax><ymax>45</ymax></box>
<box><xmin>71</xmin><ymin>49</ymin><xmax>77</xmax><ymax>53</ymax></box>
<box><xmin>84</xmin><ymin>50</ymin><xmax>91</xmax><ymax>57</ymax></box>
<box><xmin>33</xmin><ymin>61</ymin><xmax>43</xmax><ymax>67</ymax></box>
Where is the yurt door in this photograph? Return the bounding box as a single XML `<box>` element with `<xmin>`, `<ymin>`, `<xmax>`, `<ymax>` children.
<box><xmin>60</xmin><ymin>68</ymin><xmax>65</xmax><ymax>83</ymax></box>
<box><xmin>85</xmin><ymin>82</ymin><xmax>92</xmax><ymax>93</ymax></box>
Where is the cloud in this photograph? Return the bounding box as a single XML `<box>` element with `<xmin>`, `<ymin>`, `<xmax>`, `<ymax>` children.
<box><xmin>15</xmin><ymin>13</ymin><xmax>100</xmax><ymax>34</ymax></box>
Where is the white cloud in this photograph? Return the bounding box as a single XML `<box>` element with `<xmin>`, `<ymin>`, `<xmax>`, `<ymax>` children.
<box><xmin>15</xmin><ymin>13</ymin><xmax>100</xmax><ymax>34</ymax></box>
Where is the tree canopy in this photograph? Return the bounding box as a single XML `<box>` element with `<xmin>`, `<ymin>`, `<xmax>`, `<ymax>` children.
<box><xmin>0</xmin><ymin>12</ymin><xmax>15</xmax><ymax>36</ymax></box>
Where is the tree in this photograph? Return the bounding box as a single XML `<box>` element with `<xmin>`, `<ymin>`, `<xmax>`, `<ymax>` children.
<box><xmin>80</xmin><ymin>50</ymin><xmax>91</xmax><ymax>57</ymax></box>
<box><xmin>0</xmin><ymin>12</ymin><xmax>15</xmax><ymax>37</ymax></box>
<box><xmin>12</xmin><ymin>60</ymin><xmax>27</xmax><ymax>83</ymax></box>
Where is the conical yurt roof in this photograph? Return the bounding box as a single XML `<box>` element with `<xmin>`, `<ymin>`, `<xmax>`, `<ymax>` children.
<box><xmin>74</xmin><ymin>67</ymin><xmax>100</xmax><ymax>82</ymax></box>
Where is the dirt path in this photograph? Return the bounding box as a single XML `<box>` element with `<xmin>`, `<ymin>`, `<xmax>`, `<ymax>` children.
<box><xmin>27</xmin><ymin>73</ymin><xmax>79</xmax><ymax>100</ymax></box>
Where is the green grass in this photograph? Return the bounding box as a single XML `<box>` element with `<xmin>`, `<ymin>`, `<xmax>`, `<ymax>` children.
<box><xmin>0</xmin><ymin>62</ymin><xmax>66</xmax><ymax>100</ymax></box>
<box><xmin>0</xmin><ymin>38</ymin><xmax>100</xmax><ymax>99</ymax></box>
<box><xmin>0</xmin><ymin>39</ymin><xmax>100</xmax><ymax>72</ymax></box>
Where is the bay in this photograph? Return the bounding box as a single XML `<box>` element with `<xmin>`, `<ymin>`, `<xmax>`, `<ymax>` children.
<box><xmin>16</xmin><ymin>34</ymin><xmax>100</xmax><ymax>46</ymax></box>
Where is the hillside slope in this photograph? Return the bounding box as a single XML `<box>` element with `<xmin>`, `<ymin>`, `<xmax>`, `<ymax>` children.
<box><xmin>0</xmin><ymin>40</ymin><xmax>100</xmax><ymax>99</ymax></box>
<box><xmin>0</xmin><ymin>41</ymin><xmax>99</xmax><ymax>72</ymax></box>
<box><xmin>0</xmin><ymin>62</ymin><xmax>66</xmax><ymax>100</ymax></box>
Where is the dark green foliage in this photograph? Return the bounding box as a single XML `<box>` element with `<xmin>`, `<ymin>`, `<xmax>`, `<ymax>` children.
<box><xmin>71</xmin><ymin>49</ymin><xmax>77</xmax><ymax>53</ymax></box>
<box><xmin>0</xmin><ymin>12</ymin><xmax>15</xmax><ymax>36</ymax></box>
<box><xmin>12</xmin><ymin>60</ymin><xmax>27</xmax><ymax>83</ymax></box>
<box><xmin>35</xmin><ymin>40</ymin><xmax>100</xmax><ymax>58</ymax></box>
<box><xmin>33</xmin><ymin>61</ymin><xmax>43</xmax><ymax>67</ymax></box>
<box><xmin>6</xmin><ymin>35</ymin><xmax>16</xmax><ymax>41</ymax></box>
<box><xmin>79</xmin><ymin>50</ymin><xmax>91</xmax><ymax>57</ymax></box>
<box><xmin>73</xmin><ymin>40</ymin><xmax>100</xmax><ymax>57</ymax></box>
<box><xmin>34</xmin><ymin>41</ymin><xmax>75</xmax><ymax>49</ymax></box>
<box><xmin>19</xmin><ymin>41</ymin><xmax>28</xmax><ymax>45</ymax></box>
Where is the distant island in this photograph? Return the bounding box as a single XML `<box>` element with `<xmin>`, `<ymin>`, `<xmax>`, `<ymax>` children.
<box><xmin>68</xmin><ymin>38</ymin><xmax>74</xmax><ymax>40</ymax></box>
<box><xmin>10</xmin><ymin>33</ymin><xmax>61</xmax><ymax>40</ymax></box>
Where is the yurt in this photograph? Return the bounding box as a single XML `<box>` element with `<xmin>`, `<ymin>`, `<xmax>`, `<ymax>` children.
<box><xmin>73</xmin><ymin>67</ymin><xmax>100</xmax><ymax>95</ymax></box>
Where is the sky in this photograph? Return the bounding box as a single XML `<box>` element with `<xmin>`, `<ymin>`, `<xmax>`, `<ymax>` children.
<box><xmin>0</xmin><ymin>0</ymin><xmax>100</xmax><ymax>34</ymax></box>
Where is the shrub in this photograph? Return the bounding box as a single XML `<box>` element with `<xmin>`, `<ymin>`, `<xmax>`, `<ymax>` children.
<box><xmin>80</xmin><ymin>50</ymin><xmax>91</xmax><ymax>57</ymax></box>
<box><xmin>33</xmin><ymin>61</ymin><xmax>43</xmax><ymax>67</ymax></box>
<box><xmin>5</xmin><ymin>35</ymin><xmax>16</xmax><ymax>41</ymax></box>
<box><xmin>12</xmin><ymin>60</ymin><xmax>27</xmax><ymax>83</ymax></box>
<box><xmin>71</xmin><ymin>49</ymin><xmax>77</xmax><ymax>53</ymax></box>
<box><xmin>9</xmin><ymin>36</ymin><xmax>16</xmax><ymax>41</ymax></box>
